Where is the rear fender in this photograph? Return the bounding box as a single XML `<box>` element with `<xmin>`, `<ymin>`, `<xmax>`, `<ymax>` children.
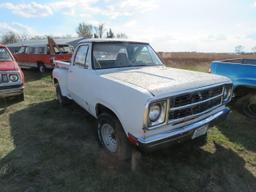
<box><xmin>233</xmin><ymin>79</ymin><xmax>256</xmax><ymax>89</ymax></box>
<box><xmin>52</xmin><ymin>68</ymin><xmax>69</xmax><ymax>97</ymax></box>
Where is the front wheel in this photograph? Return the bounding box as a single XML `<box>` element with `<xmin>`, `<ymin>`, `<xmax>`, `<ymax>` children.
<box><xmin>16</xmin><ymin>93</ymin><xmax>24</xmax><ymax>102</ymax></box>
<box><xmin>237</xmin><ymin>94</ymin><xmax>256</xmax><ymax>119</ymax></box>
<box><xmin>97</xmin><ymin>113</ymin><xmax>132</xmax><ymax>160</ymax></box>
<box><xmin>193</xmin><ymin>133</ymin><xmax>208</xmax><ymax>147</ymax></box>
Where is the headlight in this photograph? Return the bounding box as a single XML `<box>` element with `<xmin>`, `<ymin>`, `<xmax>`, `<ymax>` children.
<box><xmin>223</xmin><ymin>85</ymin><xmax>233</xmax><ymax>102</ymax></box>
<box><xmin>149</xmin><ymin>104</ymin><xmax>161</xmax><ymax>122</ymax></box>
<box><xmin>9</xmin><ymin>74</ymin><xmax>19</xmax><ymax>82</ymax></box>
<box><xmin>148</xmin><ymin>100</ymin><xmax>167</xmax><ymax>128</ymax></box>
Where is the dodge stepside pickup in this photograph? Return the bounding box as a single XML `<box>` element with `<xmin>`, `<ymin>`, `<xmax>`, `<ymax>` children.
<box><xmin>53</xmin><ymin>39</ymin><xmax>232</xmax><ymax>159</ymax></box>
<box><xmin>211</xmin><ymin>59</ymin><xmax>256</xmax><ymax>119</ymax></box>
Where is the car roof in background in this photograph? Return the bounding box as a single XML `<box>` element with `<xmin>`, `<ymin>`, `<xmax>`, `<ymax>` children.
<box><xmin>0</xmin><ymin>44</ymin><xmax>7</xmax><ymax>48</ymax></box>
<box><xmin>6</xmin><ymin>38</ymin><xmax>79</xmax><ymax>47</ymax></box>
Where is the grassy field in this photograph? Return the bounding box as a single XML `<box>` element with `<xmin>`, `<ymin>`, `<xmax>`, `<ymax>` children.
<box><xmin>0</xmin><ymin>59</ymin><xmax>256</xmax><ymax>192</ymax></box>
<box><xmin>160</xmin><ymin>52</ymin><xmax>256</xmax><ymax>71</ymax></box>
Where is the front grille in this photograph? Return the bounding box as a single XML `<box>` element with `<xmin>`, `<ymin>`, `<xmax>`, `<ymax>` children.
<box><xmin>0</xmin><ymin>73</ymin><xmax>9</xmax><ymax>84</ymax></box>
<box><xmin>173</xmin><ymin>86</ymin><xmax>222</xmax><ymax>107</ymax></box>
<box><xmin>169</xmin><ymin>86</ymin><xmax>223</xmax><ymax>123</ymax></box>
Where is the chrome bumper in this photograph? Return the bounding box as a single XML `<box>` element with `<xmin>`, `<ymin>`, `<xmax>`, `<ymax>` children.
<box><xmin>0</xmin><ymin>86</ymin><xmax>24</xmax><ymax>98</ymax></box>
<box><xmin>138</xmin><ymin>108</ymin><xmax>230</xmax><ymax>151</ymax></box>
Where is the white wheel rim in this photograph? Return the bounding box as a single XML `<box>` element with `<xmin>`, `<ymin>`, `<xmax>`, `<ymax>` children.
<box><xmin>39</xmin><ymin>66</ymin><xmax>45</xmax><ymax>72</ymax></box>
<box><xmin>101</xmin><ymin>123</ymin><xmax>118</xmax><ymax>153</ymax></box>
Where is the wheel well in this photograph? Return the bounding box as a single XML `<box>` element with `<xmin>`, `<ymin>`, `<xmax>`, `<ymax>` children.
<box><xmin>37</xmin><ymin>61</ymin><xmax>44</xmax><ymax>67</ymax></box>
<box><xmin>95</xmin><ymin>104</ymin><xmax>118</xmax><ymax>119</ymax></box>
<box><xmin>53</xmin><ymin>78</ymin><xmax>58</xmax><ymax>85</ymax></box>
<box><xmin>234</xmin><ymin>86</ymin><xmax>256</xmax><ymax>98</ymax></box>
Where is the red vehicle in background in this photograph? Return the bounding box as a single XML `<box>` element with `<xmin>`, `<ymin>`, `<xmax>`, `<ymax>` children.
<box><xmin>0</xmin><ymin>44</ymin><xmax>24</xmax><ymax>101</ymax></box>
<box><xmin>12</xmin><ymin>38</ymin><xmax>73</xmax><ymax>73</ymax></box>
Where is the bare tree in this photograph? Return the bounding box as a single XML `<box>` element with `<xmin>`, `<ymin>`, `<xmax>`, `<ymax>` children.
<box><xmin>235</xmin><ymin>45</ymin><xmax>244</xmax><ymax>54</ymax></box>
<box><xmin>98</xmin><ymin>24</ymin><xmax>105</xmax><ymax>38</ymax></box>
<box><xmin>1</xmin><ymin>32</ymin><xmax>19</xmax><ymax>44</ymax></box>
<box><xmin>93</xmin><ymin>33</ymin><xmax>99</xmax><ymax>38</ymax></box>
<box><xmin>116</xmin><ymin>33</ymin><xmax>128</xmax><ymax>39</ymax></box>
<box><xmin>252</xmin><ymin>46</ymin><xmax>256</xmax><ymax>54</ymax></box>
<box><xmin>106</xmin><ymin>28</ymin><xmax>115</xmax><ymax>38</ymax></box>
<box><xmin>76</xmin><ymin>22</ymin><xmax>93</xmax><ymax>38</ymax></box>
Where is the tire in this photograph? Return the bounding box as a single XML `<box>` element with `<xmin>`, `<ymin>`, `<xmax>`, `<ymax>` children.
<box><xmin>193</xmin><ymin>133</ymin><xmax>208</xmax><ymax>147</ymax></box>
<box><xmin>16</xmin><ymin>93</ymin><xmax>24</xmax><ymax>102</ymax></box>
<box><xmin>97</xmin><ymin>113</ymin><xmax>132</xmax><ymax>160</ymax></box>
<box><xmin>55</xmin><ymin>84</ymin><xmax>70</xmax><ymax>106</ymax></box>
<box><xmin>236</xmin><ymin>94</ymin><xmax>256</xmax><ymax>119</ymax></box>
<box><xmin>38</xmin><ymin>63</ymin><xmax>46</xmax><ymax>73</ymax></box>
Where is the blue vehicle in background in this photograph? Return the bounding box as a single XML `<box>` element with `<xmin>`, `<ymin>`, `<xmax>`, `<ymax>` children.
<box><xmin>210</xmin><ymin>59</ymin><xmax>256</xmax><ymax>119</ymax></box>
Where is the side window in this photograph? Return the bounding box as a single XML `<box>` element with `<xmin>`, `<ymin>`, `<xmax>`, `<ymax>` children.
<box><xmin>30</xmin><ymin>47</ymin><xmax>36</xmax><ymax>54</ymax></box>
<box><xmin>35</xmin><ymin>47</ymin><xmax>45</xmax><ymax>54</ymax></box>
<box><xmin>18</xmin><ymin>47</ymin><xmax>25</xmax><ymax>54</ymax></box>
<box><xmin>25</xmin><ymin>47</ymin><xmax>30</xmax><ymax>54</ymax></box>
<box><xmin>74</xmin><ymin>45</ymin><xmax>89</xmax><ymax>67</ymax></box>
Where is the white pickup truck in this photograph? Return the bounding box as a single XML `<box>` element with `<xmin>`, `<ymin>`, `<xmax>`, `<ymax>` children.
<box><xmin>53</xmin><ymin>39</ymin><xmax>232</xmax><ymax>159</ymax></box>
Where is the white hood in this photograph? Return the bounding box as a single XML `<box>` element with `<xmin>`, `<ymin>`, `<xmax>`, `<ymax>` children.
<box><xmin>101</xmin><ymin>66</ymin><xmax>231</xmax><ymax>97</ymax></box>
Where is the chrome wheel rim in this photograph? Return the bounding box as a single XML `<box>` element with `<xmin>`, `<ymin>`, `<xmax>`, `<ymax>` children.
<box><xmin>101</xmin><ymin>123</ymin><xmax>118</xmax><ymax>153</ymax></box>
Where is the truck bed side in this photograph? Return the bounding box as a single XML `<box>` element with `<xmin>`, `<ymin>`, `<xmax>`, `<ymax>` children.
<box><xmin>53</xmin><ymin>60</ymin><xmax>70</xmax><ymax>98</ymax></box>
<box><xmin>211</xmin><ymin>60</ymin><xmax>256</xmax><ymax>89</ymax></box>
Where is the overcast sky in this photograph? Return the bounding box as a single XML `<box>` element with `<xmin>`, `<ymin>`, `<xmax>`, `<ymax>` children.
<box><xmin>1</xmin><ymin>0</ymin><xmax>256</xmax><ymax>52</ymax></box>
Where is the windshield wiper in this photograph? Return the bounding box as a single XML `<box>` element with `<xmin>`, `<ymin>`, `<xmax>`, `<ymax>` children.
<box><xmin>133</xmin><ymin>64</ymin><xmax>157</xmax><ymax>67</ymax></box>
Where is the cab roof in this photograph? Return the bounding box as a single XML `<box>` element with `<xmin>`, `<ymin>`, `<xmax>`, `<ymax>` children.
<box><xmin>79</xmin><ymin>38</ymin><xmax>149</xmax><ymax>44</ymax></box>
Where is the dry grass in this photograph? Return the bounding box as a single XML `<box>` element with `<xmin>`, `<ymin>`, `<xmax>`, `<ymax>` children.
<box><xmin>159</xmin><ymin>52</ymin><xmax>256</xmax><ymax>72</ymax></box>
<box><xmin>0</xmin><ymin>55</ymin><xmax>256</xmax><ymax>192</ymax></box>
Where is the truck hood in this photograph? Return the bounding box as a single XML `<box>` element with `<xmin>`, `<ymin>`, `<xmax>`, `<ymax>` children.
<box><xmin>101</xmin><ymin>66</ymin><xmax>231</xmax><ymax>97</ymax></box>
<box><xmin>0</xmin><ymin>61</ymin><xmax>18</xmax><ymax>71</ymax></box>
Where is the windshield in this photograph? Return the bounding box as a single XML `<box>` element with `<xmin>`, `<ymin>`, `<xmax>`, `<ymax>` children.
<box><xmin>93</xmin><ymin>43</ymin><xmax>163</xmax><ymax>69</ymax></box>
<box><xmin>0</xmin><ymin>47</ymin><xmax>13</xmax><ymax>61</ymax></box>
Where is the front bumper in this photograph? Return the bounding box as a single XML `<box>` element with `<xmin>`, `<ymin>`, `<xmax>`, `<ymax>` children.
<box><xmin>138</xmin><ymin>107</ymin><xmax>230</xmax><ymax>151</ymax></box>
<box><xmin>0</xmin><ymin>84</ymin><xmax>24</xmax><ymax>98</ymax></box>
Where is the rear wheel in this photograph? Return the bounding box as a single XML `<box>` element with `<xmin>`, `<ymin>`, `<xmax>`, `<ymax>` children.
<box><xmin>38</xmin><ymin>63</ymin><xmax>46</xmax><ymax>73</ymax></box>
<box><xmin>97</xmin><ymin>113</ymin><xmax>132</xmax><ymax>160</ymax></box>
<box><xmin>55</xmin><ymin>83</ymin><xmax>70</xmax><ymax>106</ymax></box>
<box><xmin>236</xmin><ymin>94</ymin><xmax>256</xmax><ymax>119</ymax></box>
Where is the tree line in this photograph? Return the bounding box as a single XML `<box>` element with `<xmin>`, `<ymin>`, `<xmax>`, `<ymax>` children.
<box><xmin>234</xmin><ymin>45</ymin><xmax>256</xmax><ymax>54</ymax></box>
<box><xmin>76</xmin><ymin>23</ymin><xmax>127</xmax><ymax>39</ymax></box>
<box><xmin>0</xmin><ymin>22</ymin><xmax>127</xmax><ymax>44</ymax></box>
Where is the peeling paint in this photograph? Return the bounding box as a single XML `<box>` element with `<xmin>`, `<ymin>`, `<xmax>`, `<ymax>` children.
<box><xmin>104</xmin><ymin>66</ymin><xmax>230</xmax><ymax>96</ymax></box>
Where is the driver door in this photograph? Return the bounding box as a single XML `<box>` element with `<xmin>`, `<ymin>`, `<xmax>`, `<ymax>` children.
<box><xmin>68</xmin><ymin>44</ymin><xmax>90</xmax><ymax>111</ymax></box>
